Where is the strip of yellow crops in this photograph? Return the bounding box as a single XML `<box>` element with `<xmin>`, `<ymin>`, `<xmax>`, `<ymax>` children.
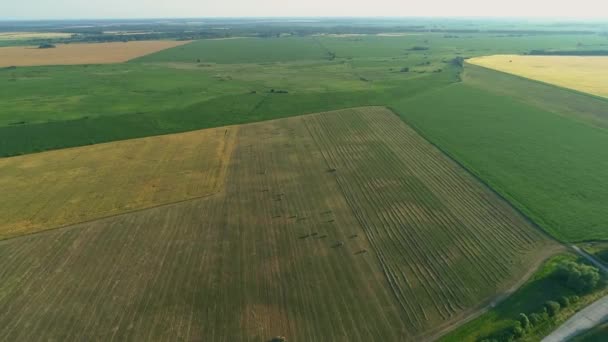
<box><xmin>468</xmin><ymin>55</ymin><xmax>608</xmax><ymax>98</ymax></box>
<box><xmin>0</xmin><ymin>126</ymin><xmax>236</xmax><ymax>239</ymax></box>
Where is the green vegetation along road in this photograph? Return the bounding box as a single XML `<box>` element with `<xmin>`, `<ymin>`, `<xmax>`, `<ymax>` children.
<box><xmin>543</xmin><ymin>295</ymin><xmax>608</xmax><ymax>342</ymax></box>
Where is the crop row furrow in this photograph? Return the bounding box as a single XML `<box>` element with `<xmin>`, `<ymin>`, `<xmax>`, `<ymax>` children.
<box><xmin>303</xmin><ymin>117</ymin><xmax>426</xmax><ymax>331</ymax></box>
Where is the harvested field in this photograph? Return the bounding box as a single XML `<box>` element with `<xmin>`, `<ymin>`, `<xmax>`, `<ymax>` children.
<box><xmin>468</xmin><ymin>55</ymin><xmax>608</xmax><ymax>98</ymax></box>
<box><xmin>0</xmin><ymin>107</ymin><xmax>554</xmax><ymax>340</ymax></box>
<box><xmin>0</xmin><ymin>126</ymin><xmax>235</xmax><ymax>239</ymax></box>
<box><xmin>0</xmin><ymin>40</ymin><xmax>190</xmax><ymax>67</ymax></box>
<box><xmin>0</xmin><ymin>32</ymin><xmax>73</xmax><ymax>40</ymax></box>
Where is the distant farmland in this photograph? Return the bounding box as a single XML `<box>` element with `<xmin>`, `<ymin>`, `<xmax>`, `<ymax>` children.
<box><xmin>468</xmin><ymin>55</ymin><xmax>608</xmax><ymax>98</ymax></box>
<box><xmin>0</xmin><ymin>32</ymin><xmax>73</xmax><ymax>40</ymax></box>
<box><xmin>0</xmin><ymin>40</ymin><xmax>190</xmax><ymax>67</ymax></box>
<box><xmin>0</xmin><ymin>107</ymin><xmax>554</xmax><ymax>341</ymax></box>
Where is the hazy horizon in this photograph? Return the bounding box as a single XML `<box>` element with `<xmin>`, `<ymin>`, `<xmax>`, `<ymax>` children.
<box><xmin>2</xmin><ymin>0</ymin><xmax>607</xmax><ymax>20</ymax></box>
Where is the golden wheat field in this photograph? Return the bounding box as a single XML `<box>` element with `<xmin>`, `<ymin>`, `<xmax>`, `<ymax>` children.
<box><xmin>0</xmin><ymin>40</ymin><xmax>190</xmax><ymax>67</ymax></box>
<box><xmin>467</xmin><ymin>55</ymin><xmax>608</xmax><ymax>98</ymax></box>
<box><xmin>0</xmin><ymin>126</ymin><xmax>235</xmax><ymax>239</ymax></box>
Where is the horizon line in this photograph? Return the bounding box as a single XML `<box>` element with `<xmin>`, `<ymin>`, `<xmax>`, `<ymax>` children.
<box><xmin>1</xmin><ymin>15</ymin><xmax>608</xmax><ymax>22</ymax></box>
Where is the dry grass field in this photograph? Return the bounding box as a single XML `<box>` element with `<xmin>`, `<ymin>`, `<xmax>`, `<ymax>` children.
<box><xmin>0</xmin><ymin>40</ymin><xmax>190</xmax><ymax>67</ymax></box>
<box><xmin>0</xmin><ymin>126</ymin><xmax>235</xmax><ymax>239</ymax></box>
<box><xmin>0</xmin><ymin>107</ymin><xmax>555</xmax><ymax>340</ymax></box>
<box><xmin>467</xmin><ymin>55</ymin><xmax>608</xmax><ymax>98</ymax></box>
<box><xmin>0</xmin><ymin>32</ymin><xmax>73</xmax><ymax>40</ymax></box>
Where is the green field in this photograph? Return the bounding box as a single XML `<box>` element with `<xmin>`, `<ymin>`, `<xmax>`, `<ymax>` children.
<box><xmin>133</xmin><ymin>37</ymin><xmax>329</xmax><ymax>63</ymax></box>
<box><xmin>394</xmin><ymin>64</ymin><xmax>608</xmax><ymax>242</ymax></box>
<box><xmin>0</xmin><ymin>107</ymin><xmax>553</xmax><ymax>340</ymax></box>
<box><xmin>2</xmin><ymin>33</ymin><xmax>604</xmax><ymax>157</ymax></box>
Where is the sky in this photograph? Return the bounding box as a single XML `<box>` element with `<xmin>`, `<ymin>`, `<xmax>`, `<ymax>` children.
<box><xmin>1</xmin><ymin>0</ymin><xmax>607</xmax><ymax>20</ymax></box>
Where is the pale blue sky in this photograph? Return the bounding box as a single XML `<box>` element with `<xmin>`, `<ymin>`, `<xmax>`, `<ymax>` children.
<box><xmin>1</xmin><ymin>0</ymin><xmax>607</xmax><ymax>20</ymax></box>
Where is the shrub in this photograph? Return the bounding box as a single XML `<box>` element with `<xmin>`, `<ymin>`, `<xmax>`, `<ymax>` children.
<box><xmin>529</xmin><ymin>312</ymin><xmax>544</xmax><ymax>326</ymax></box>
<box><xmin>558</xmin><ymin>296</ymin><xmax>570</xmax><ymax>308</ymax></box>
<box><xmin>556</xmin><ymin>261</ymin><xmax>601</xmax><ymax>293</ymax></box>
<box><xmin>518</xmin><ymin>313</ymin><xmax>531</xmax><ymax>330</ymax></box>
<box><xmin>400</xmin><ymin>67</ymin><xmax>409</xmax><ymax>72</ymax></box>
<box><xmin>535</xmin><ymin>307</ymin><xmax>550</xmax><ymax>321</ymax></box>
<box><xmin>545</xmin><ymin>301</ymin><xmax>561</xmax><ymax>317</ymax></box>
<box><xmin>511</xmin><ymin>323</ymin><xmax>525</xmax><ymax>339</ymax></box>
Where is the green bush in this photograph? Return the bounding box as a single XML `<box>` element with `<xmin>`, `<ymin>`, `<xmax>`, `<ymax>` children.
<box><xmin>544</xmin><ymin>301</ymin><xmax>561</xmax><ymax>317</ymax></box>
<box><xmin>511</xmin><ymin>323</ymin><xmax>525</xmax><ymax>339</ymax></box>
<box><xmin>530</xmin><ymin>307</ymin><xmax>549</xmax><ymax>326</ymax></box>
<box><xmin>558</xmin><ymin>296</ymin><xmax>570</xmax><ymax>308</ymax></box>
<box><xmin>556</xmin><ymin>261</ymin><xmax>601</xmax><ymax>293</ymax></box>
<box><xmin>518</xmin><ymin>313</ymin><xmax>531</xmax><ymax>330</ymax></box>
<box><xmin>529</xmin><ymin>312</ymin><xmax>543</xmax><ymax>326</ymax></box>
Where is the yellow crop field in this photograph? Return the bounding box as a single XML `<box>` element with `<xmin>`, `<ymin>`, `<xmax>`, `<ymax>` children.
<box><xmin>0</xmin><ymin>40</ymin><xmax>190</xmax><ymax>67</ymax></box>
<box><xmin>0</xmin><ymin>126</ymin><xmax>236</xmax><ymax>239</ymax></box>
<box><xmin>0</xmin><ymin>107</ymin><xmax>555</xmax><ymax>341</ymax></box>
<box><xmin>0</xmin><ymin>32</ymin><xmax>73</xmax><ymax>40</ymax></box>
<box><xmin>468</xmin><ymin>55</ymin><xmax>608</xmax><ymax>98</ymax></box>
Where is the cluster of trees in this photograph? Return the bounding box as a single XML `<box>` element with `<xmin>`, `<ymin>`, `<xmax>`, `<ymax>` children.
<box><xmin>479</xmin><ymin>261</ymin><xmax>603</xmax><ymax>342</ymax></box>
<box><xmin>556</xmin><ymin>261</ymin><xmax>602</xmax><ymax>293</ymax></box>
<box><xmin>480</xmin><ymin>296</ymin><xmax>579</xmax><ymax>342</ymax></box>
